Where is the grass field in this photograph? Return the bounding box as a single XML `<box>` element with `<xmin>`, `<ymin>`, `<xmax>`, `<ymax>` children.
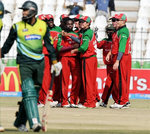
<box><xmin>0</xmin><ymin>97</ymin><xmax>150</xmax><ymax>134</ymax></box>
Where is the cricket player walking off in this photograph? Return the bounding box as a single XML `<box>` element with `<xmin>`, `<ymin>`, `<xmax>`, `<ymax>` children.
<box><xmin>0</xmin><ymin>1</ymin><xmax>62</xmax><ymax>132</ymax></box>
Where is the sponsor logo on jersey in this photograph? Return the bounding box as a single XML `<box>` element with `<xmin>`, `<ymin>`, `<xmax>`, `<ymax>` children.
<box><xmin>22</xmin><ymin>28</ymin><xmax>28</xmax><ymax>32</ymax></box>
<box><xmin>25</xmin><ymin>34</ymin><xmax>41</xmax><ymax>40</ymax></box>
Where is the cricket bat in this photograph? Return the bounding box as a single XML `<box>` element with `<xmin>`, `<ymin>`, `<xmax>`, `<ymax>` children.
<box><xmin>42</xmin><ymin>71</ymin><xmax>55</xmax><ymax>132</ymax></box>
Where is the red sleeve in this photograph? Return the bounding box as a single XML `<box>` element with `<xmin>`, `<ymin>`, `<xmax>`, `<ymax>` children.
<box><xmin>97</xmin><ymin>40</ymin><xmax>105</xmax><ymax>49</ymax></box>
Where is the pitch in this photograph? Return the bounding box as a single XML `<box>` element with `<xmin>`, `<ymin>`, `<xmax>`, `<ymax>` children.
<box><xmin>0</xmin><ymin>97</ymin><xmax>150</xmax><ymax>134</ymax></box>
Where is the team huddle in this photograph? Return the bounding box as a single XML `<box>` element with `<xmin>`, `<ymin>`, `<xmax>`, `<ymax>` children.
<box><xmin>37</xmin><ymin>13</ymin><xmax>99</xmax><ymax>109</ymax></box>
<box><xmin>37</xmin><ymin>11</ymin><xmax>131</xmax><ymax>110</ymax></box>
<box><xmin>0</xmin><ymin>0</ymin><xmax>131</xmax><ymax>132</ymax></box>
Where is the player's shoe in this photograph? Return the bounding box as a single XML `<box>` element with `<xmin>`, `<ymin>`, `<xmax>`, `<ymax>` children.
<box><xmin>109</xmin><ymin>103</ymin><xmax>123</xmax><ymax>109</ymax></box>
<box><xmin>49</xmin><ymin>101</ymin><xmax>58</xmax><ymax>107</ymax></box>
<box><xmin>56</xmin><ymin>103</ymin><xmax>62</xmax><ymax>107</ymax></box>
<box><xmin>77</xmin><ymin>104</ymin><xmax>86</xmax><ymax>108</ymax></box>
<box><xmin>32</xmin><ymin>123</ymin><xmax>42</xmax><ymax>132</ymax></box>
<box><xmin>70</xmin><ymin>104</ymin><xmax>78</xmax><ymax>108</ymax></box>
<box><xmin>0</xmin><ymin>126</ymin><xmax>5</xmax><ymax>132</ymax></box>
<box><xmin>37</xmin><ymin>102</ymin><xmax>44</xmax><ymax>108</ymax></box>
<box><xmin>62</xmin><ymin>104</ymin><xmax>70</xmax><ymax>108</ymax></box>
<box><xmin>95</xmin><ymin>101</ymin><xmax>100</xmax><ymax>108</ymax></box>
<box><xmin>15</xmin><ymin>124</ymin><xmax>28</xmax><ymax>132</ymax></box>
<box><xmin>120</xmin><ymin>102</ymin><xmax>131</xmax><ymax>109</ymax></box>
<box><xmin>99</xmin><ymin>102</ymin><xmax>107</xmax><ymax>108</ymax></box>
<box><xmin>126</xmin><ymin>101</ymin><xmax>131</xmax><ymax>107</ymax></box>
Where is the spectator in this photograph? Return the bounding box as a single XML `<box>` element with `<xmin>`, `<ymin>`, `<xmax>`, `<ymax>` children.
<box><xmin>63</xmin><ymin>0</ymin><xmax>85</xmax><ymax>16</ymax></box>
<box><xmin>85</xmin><ymin>0</ymin><xmax>95</xmax><ymax>4</ymax></box>
<box><xmin>96</xmin><ymin>0</ymin><xmax>110</xmax><ymax>18</ymax></box>
<box><xmin>108</xmin><ymin>0</ymin><xmax>115</xmax><ymax>16</ymax></box>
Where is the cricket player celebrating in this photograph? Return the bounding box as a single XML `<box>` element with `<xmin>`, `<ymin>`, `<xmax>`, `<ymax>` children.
<box><xmin>73</xmin><ymin>14</ymin><xmax>83</xmax><ymax>33</ymax></box>
<box><xmin>37</xmin><ymin>14</ymin><xmax>62</xmax><ymax>107</ymax></box>
<box><xmin>71</xmin><ymin>16</ymin><xmax>98</xmax><ymax>108</ymax></box>
<box><xmin>57</xmin><ymin>17</ymin><xmax>81</xmax><ymax>107</ymax></box>
<box><xmin>107</xmin><ymin>14</ymin><xmax>131</xmax><ymax>109</ymax></box>
<box><xmin>97</xmin><ymin>24</ymin><xmax>115</xmax><ymax>107</ymax></box>
<box><xmin>0</xmin><ymin>1</ymin><xmax>62</xmax><ymax>132</ymax></box>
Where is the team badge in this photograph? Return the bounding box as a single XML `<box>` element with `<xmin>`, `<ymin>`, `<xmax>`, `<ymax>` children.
<box><xmin>39</xmin><ymin>28</ymin><xmax>42</xmax><ymax>32</ymax></box>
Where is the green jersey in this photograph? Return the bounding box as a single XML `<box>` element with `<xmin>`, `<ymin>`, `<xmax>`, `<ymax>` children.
<box><xmin>111</xmin><ymin>25</ymin><xmax>131</xmax><ymax>55</ymax></box>
<box><xmin>78</xmin><ymin>28</ymin><xmax>97</xmax><ymax>58</ymax></box>
<box><xmin>117</xmin><ymin>26</ymin><xmax>129</xmax><ymax>53</ymax></box>
<box><xmin>1</xmin><ymin>19</ymin><xmax>57</xmax><ymax>64</ymax></box>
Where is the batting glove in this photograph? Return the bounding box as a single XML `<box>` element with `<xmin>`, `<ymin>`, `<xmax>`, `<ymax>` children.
<box><xmin>51</xmin><ymin>62</ymin><xmax>62</xmax><ymax>76</ymax></box>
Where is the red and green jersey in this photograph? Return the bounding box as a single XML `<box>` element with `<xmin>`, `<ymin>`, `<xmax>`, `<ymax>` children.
<box><xmin>57</xmin><ymin>31</ymin><xmax>79</xmax><ymax>57</ymax></box>
<box><xmin>43</xmin><ymin>26</ymin><xmax>61</xmax><ymax>54</ymax></box>
<box><xmin>111</xmin><ymin>26</ymin><xmax>131</xmax><ymax>55</ymax></box>
<box><xmin>50</xmin><ymin>26</ymin><xmax>62</xmax><ymax>49</ymax></box>
<box><xmin>97</xmin><ymin>38</ymin><xmax>112</xmax><ymax>65</ymax></box>
<box><xmin>78</xmin><ymin>28</ymin><xmax>97</xmax><ymax>58</ymax></box>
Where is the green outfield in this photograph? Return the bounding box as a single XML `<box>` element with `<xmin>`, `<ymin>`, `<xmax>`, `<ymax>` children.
<box><xmin>0</xmin><ymin>97</ymin><xmax>150</xmax><ymax>134</ymax></box>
